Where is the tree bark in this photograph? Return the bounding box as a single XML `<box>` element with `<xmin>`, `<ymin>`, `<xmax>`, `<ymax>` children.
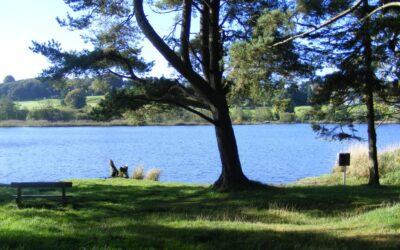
<box><xmin>212</xmin><ymin>97</ymin><xmax>251</xmax><ymax>190</ymax></box>
<box><xmin>362</xmin><ymin>0</ymin><xmax>380</xmax><ymax>186</ymax></box>
<box><xmin>180</xmin><ymin>0</ymin><xmax>192</xmax><ymax>64</ymax></box>
<box><xmin>366</xmin><ymin>89</ymin><xmax>380</xmax><ymax>185</ymax></box>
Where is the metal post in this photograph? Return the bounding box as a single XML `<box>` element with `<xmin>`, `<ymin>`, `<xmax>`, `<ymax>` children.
<box><xmin>339</xmin><ymin>153</ymin><xmax>350</xmax><ymax>186</ymax></box>
<box><xmin>343</xmin><ymin>167</ymin><xmax>346</xmax><ymax>186</ymax></box>
<box><xmin>62</xmin><ymin>187</ymin><xmax>66</xmax><ymax>205</ymax></box>
<box><xmin>16</xmin><ymin>187</ymin><xmax>21</xmax><ymax>207</ymax></box>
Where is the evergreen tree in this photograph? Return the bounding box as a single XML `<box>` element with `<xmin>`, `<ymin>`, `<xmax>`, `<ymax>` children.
<box><xmin>294</xmin><ymin>0</ymin><xmax>400</xmax><ymax>185</ymax></box>
<box><xmin>31</xmin><ymin>0</ymin><xmax>297</xmax><ymax>189</ymax></box>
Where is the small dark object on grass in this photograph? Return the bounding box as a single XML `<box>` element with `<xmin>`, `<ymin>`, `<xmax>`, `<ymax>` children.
<box><xmin>109</xmin><ymin>160</ymin><xmax>129</xmax><ymax>178</ymax></box>
<box><xmin>109</xmin><ymin>160</ymin><xmax>118</xmax><ymax>177</ymax></box>
<box><xmin>118</xmin><ymin>165</ymin><xmax>129</xmax><ymax>178</ymax></box>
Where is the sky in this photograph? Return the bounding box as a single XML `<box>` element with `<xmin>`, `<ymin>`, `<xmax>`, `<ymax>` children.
<box><xmin>0</xmin><ymin>0</ymin><xmax>174</xmax><ymax>82</ymax></box>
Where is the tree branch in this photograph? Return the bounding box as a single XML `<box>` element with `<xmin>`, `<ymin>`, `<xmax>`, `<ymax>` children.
<box><xmin>362</xmin><ymin>2</ymin><xmax>400</xmax><ymax>21</ymax></box>
<box><xmin>145</xmin><ymin>80</ymin><xmax>210</xmax><ymax>109</ymax></box>
<box><xmin>128</xmin><ymin>94</ymin><xmax>215</xmax><ymax>124</ymax></box>
<box><xmin>107</xmin><ymin>69</ymin><xmax>131</xmax><ymax>79</ymax></box>
<box><xmin>133</xmin><ymin>0</ymin><xmax>216</xmax><ymax>105</ymax></box>
<box><xmin>106</xmin><ymin>52</ymin><xmax>147</xmax><ymax>84</ymax></box>
<box><xmin>272</xmin><ymin>0</ymin><xmax>363</xmax><ymax>47</ymax></box>
<box><xmin>200</xmin><ymin>0</ymin><xmax>211</xmax><ymax>80</ymax></box>
<box><xmin>168</xmin><ymin>100</ymin><xmax>216</xmax><ymax>124</ymax></box>
<box><xmin>209</xmin><ymin>0</ymin><xmax>223</xmax><ymax>90</ymax></box>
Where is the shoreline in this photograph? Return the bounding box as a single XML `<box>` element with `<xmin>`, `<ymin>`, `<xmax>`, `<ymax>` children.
<box><xmin>0</xmin><ymin>119</ymin><xmax>399</xmax><ymax>128</ymax></box>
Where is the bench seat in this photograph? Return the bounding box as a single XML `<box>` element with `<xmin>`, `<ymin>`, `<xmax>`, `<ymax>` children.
<box><xmin>11</xmin><ymin>182</ymin><xmax>73</xmax><ymax>206</ymax></box>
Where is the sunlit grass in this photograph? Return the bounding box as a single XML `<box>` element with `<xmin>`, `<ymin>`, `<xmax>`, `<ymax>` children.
<box><xmin>16</xmin><ymin>99</ymin><xmax>62</xmax><ymax>110</ymax></box>
<box><xmin>86</xmin><ymin>95</ymin><xmax>104</xmax><ymax>107</ymax></box>
<box><xmin>16</xmin><ymin>96</ymin><xmax>104</xmax><ymax>110</ymax></box>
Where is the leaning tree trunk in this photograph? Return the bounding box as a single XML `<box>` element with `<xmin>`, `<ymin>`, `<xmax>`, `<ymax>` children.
<box><xmin>212</xmin><ymin>98</ymin><xmax>251</xmax><ymax>190</ymax></box>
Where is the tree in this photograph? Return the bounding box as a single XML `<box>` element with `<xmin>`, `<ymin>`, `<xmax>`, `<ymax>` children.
<box><xmin>0</xmin><ymin>97</ymin><xmax>27</xmax><ymax>120</ymax></box>
<box><xmin>3</xmin><ymin>75</ymin><xmax>16</xmax><ymax>83</ymax></box>
<box><xmin>90</xmin><ymin>74</ymin><xmax>126</xmax><ymax>95</ymax></box>
<box><xmin>291</xmin><ymin>0</ymin><xmax>400</xmax><ymax>186</ymax></box>
<box><xmin>90</xmin><ymin>78</ymin><xmax>111</xmax><ymax>95</ymax></box>
<box><xmin>226</xmin><ymin>0</ymin><xmax>399</xmax><ymax>185</ymax></box>
<box><xmin>7</xmin><ymin>79</ymin><xmax>59</xmax><ymax>101</ymax></box>
<box><xmin>32</xmin><ymin>0</ymin><xmax>301</xmax><ymax>189</ymax></box>
<box><xmin>64</xmin><ymin>89</ymin><xmax>87</xmax><ymax>109</ymax></box>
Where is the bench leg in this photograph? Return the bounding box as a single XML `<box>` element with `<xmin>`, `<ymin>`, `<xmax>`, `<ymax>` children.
<box><xmin>16</xmin><ymin>187</ymin><xmax>21</xmax><ymax>207</ymax></box>
<box><xmin>62</xmin><ymin>187</ymin><xmax>66</xmax><ymax>205</ymax></box>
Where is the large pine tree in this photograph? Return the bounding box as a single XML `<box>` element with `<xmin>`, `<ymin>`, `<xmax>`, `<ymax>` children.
<box><xmin>32</xmin><ymin>0</ymin><xmax>300</xmax><ymax>190</ymax></box>
<box><xmin>294</xmin><ymin>0</ymin><xmax>400</xmax><ymax>185</ymax></box>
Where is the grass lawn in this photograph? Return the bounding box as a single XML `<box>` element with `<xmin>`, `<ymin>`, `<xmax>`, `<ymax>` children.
<box><xmin>86</xmin><ymin>95</ymin><xmax>104</xmax><ymax>107</ymax></box>
<box><xmin>16</xmin><ymin>99</ymin><xmax>62</xmax><ymax>110</ymax></box>
<box><xmin>16</xmin><ymin>96</ymin><xmax>104</xmax><ymax>110</ymax></box>
<box><xmin>0</xmin><ymin>176</ymin><xmax>399</xmax><ymax>249</ymax></box>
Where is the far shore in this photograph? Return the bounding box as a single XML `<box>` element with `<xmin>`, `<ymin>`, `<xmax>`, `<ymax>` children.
<box><xmin>0</xmin><ymin>119</ymin><xmax>399</xmax><ymax>128</ymax></box>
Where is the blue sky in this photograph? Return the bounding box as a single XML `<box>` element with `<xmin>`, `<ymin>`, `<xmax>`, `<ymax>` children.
<box><xmin>0</xmin><ymin>0</ymin><xmax>174</xmax><ymax>82</ymax></box>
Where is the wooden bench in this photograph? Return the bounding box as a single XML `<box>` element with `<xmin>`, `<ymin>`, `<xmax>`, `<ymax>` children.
<box><xmin>11</xmin><ymin>182</ymin><xmax>73</xmax><ymax>206</ymax></box>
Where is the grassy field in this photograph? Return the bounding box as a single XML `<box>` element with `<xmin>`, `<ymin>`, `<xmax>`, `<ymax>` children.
<box><xmin>16</xmin><ymin>99</ymin><xmax>62</xmax><ymax>109</ymax></box>
<box><xmin>0</xmin><ymin>176</ymin><xmax>399</xmax><ymax>249</ymax></box>
<box><xmin>86</xmin><ymin>95</ymin><xmax>104</xmax><ymax>107</ymax></box>
<box><xmin>16</xmin><ymin>96</ymin><xmax>103</xmax><ymax>110</ymax></box>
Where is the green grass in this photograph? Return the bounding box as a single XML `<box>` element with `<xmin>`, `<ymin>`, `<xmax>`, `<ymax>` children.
<box><xmin>295</xmin><ymin>106</ymin><xmax>312</xmax><ymax>115</ymax></box>
<box><xmin>16</xmin><ymin>96</ymin><xmax>104</xmax><ymax>110</ymax></box>
<box><xmin>16</xmin><ymin>99</ymin><xmax>62</xmax><ymax>110</ymax></box>
<box><xmin>1</xmin><ymin>177</ymin><xmax>399</xmax><ymax>249</ymax></box>
<box><xmin>86</xmin><ymin>95</ymin><xmax>104</xmax><ymax>107</ymax></box>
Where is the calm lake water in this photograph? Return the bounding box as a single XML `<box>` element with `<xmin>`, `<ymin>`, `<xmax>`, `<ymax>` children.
<box><xmin>0</xmin><ymin>124</ymin><xmax>399</xmax><ymax>184</ymax></box>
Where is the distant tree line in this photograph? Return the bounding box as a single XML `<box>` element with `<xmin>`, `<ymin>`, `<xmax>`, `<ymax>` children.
<box><xmin>0</xmin><ymin>79</ymin><xmax>59</xmax><ymax>101</ymax></box>
<box><xmin>0</xmin><ymin>74</ymin><xmax>127</xmax><ymax>101</ymax></box>
<box><xmin>1</xmin><ymin>74</ymin><xmax>398</xmax><ymax>124</ymax></box>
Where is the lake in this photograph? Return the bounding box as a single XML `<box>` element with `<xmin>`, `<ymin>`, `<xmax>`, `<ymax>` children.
<box><xmin>0</xmin><ymin>124</ymin><xmax>399</xmax><ymax>184</ymax></box>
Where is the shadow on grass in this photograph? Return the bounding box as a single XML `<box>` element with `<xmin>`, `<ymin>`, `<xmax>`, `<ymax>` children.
<box><xmin>1</xmin><ymin>181</ymin><xmax>400</xmax><ymax>249</ymax></box>
<box><xmin>1</xmin><ymin>182</ymin><xmax>400</xmax><ymax>216</ymax></box>
<box><xmin>69</xmin><ymin>182</ymin><xmax>400</xmax><ymax>216</ymax></box>
<box><xmin>1</xmin><ymin>219</ymin><xmax>399</xmax><ymax>250</ymax></box>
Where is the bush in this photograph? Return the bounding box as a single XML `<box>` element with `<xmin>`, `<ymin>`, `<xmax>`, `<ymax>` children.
<box><xmin>74</xmin><ymin>110</ymin><xmax>90</xmax><ymax>120</ymax></box>
<box><xmin>64</xmin><ymin>89</ymin><xmax>87</xmax><ymax>109</ymax></box>
<box><xmin>254</xmin><ymin>107</ymin><xmax>274</xmax><ymax>122</ymax></box>
<box><xmin>132</xmin><ymin>165</ymin><xmax>144</xmax><ymax>180</ymax></box>
<box><xmin>279</xmin><ymin>112</ymin><xmax>295</xmax><ymax>123</ymax></box>
<box><xmin>230</xmin><ymin>107</ymin><xmax>251</xmax><ymax>123</ymax></box>
<box><xmin>145</xmin><ymin>168</ymin><xmax>161</xmax><ymax>181</ymax></box>
<box><xmin>295</xmin><ymin>106</ymin><xmax>312</xmax><ymax>122</ymax></box>
<box><xmin>333</xmin><ymin>144</ymin><xmax>370</xmax><ymax>177</ymax></box>
<box><xmin>27</xmin><ymin>108</ymin><xmax>74</xmax><ymax>121</ymax></box>
<box><xmin>379</xmin><ymin>146</ymin><xmax>400</xmax><ymax>184</ymax></box>
<box><xmin>0</xmin><ymin>97</ymin><xmax>28</xmax><ymax>120</ymax></box>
